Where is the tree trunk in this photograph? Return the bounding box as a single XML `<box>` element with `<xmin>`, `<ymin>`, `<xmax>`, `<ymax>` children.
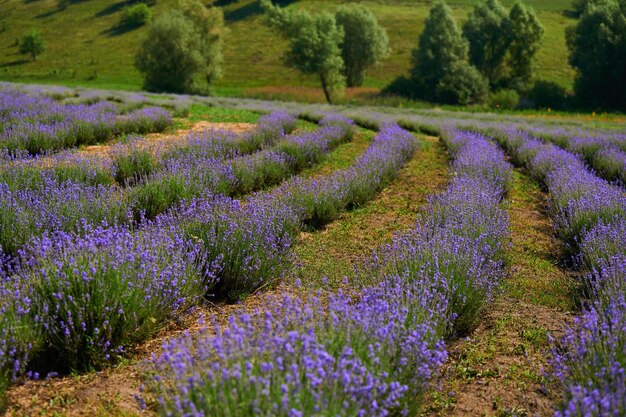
<box><xmin>320</xmin><ymin>73</ymin><xmax>333</xmax><ymax>104</ymax></box>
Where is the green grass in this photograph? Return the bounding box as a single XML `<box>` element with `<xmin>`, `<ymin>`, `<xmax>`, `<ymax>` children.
<box><xmin>291</xmin><ymin>136</ymin><xmax>450</xmax><ymax>290</ymax></box>
<box><xmin>171</xmin><ymin>103</ymin><xmax>263</xmax><ymax>129</ymax></box>
<box><xmin>505</xmin><ymin>169</ymin><xmax>576</xmax><ymax>311</ymax></box>
<box><xmin>185</xmin><ymin>103</ymin><xmax>262</xmax><ymax>123</ymax></box>
<box><xmin>0</xmin><ymin>0</ymin><xmax>577</xmax><ymax>97</ymax></box>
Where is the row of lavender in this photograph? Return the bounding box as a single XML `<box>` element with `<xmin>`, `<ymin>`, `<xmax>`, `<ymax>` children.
<box><xmin>0</xmin><ymin>88</ymin><xmax>172</xmax><ymax>155</ymax></box>
<box><xmin>489</xmin><ymin>128</ymin><xmax>626</xmax><ymax>416</ymax></box>
<box><xmin>0</xmin><ymin>112</ymin><xmax>354</xmax><ymax>255</ymax></box>
<box><xmin>523</xmin><ymin>126</ymin><xmax>626</xmax><ymax>187</ymax></box>
<box><xmin>0</xmin><ymin>110</ymin><xmax>297</xmax><ymax>190</ymax></box>
<box><xmin>0</xmin><ymin>119</ymin><xmax>417</xmax><ymax>406</ymax></box>
<box><xmin>145</xmin><ymin>128</ymin><xmax>511</xmax><ymax>416</ymax></box>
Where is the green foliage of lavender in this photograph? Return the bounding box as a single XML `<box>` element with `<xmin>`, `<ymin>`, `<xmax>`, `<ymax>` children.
<box><xmin>0</xmin><ymin>110</ymin><xmax>298</xmax><ymax>256</ymax></box>
<box><xmin>112</xmin><ymin>149</ymin><xmax>155</xmax><ymax>185</ymax></box>
<box><xmin>0</xmin><ymin>273</ymin><xmax>41</xmax><ymax>410</ymax></box>
<box><xmin>129</xmin><ymin>113</ymin><xmax>343</xmax><ymax>219</ymax></box>
<box><xmin>0</xmin><ymin>88</ymin><xmax>172</xmax><ymax>155</ymax></box>
<box><xmin>23</xmin><ymin>224</ymin><xmax>205</xmax><ymax>371</ymax></box>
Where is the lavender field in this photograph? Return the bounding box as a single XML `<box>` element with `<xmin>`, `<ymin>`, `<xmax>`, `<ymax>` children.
<box><xmin>0</xmin><ymin>83</ymin><xmax>625</xmax><ymax>417</ymax></box>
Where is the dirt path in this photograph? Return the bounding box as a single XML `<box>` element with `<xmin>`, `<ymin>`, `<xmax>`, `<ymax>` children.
<box><xmin>423</xmin><ymin>168</ymin><xmax>575</xmax><ymax>417</ymax></box>
<box><xmin>79</xmin><ymin>121</ymin><xmax>255</xmax><ymax>157</ymax></box>
<box><xmin>293</xmin><ymin>136</ymin><xmax>450</xmax><ymax>290</ymax></box>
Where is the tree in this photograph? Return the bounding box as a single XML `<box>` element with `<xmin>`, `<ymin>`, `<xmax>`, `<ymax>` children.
<box><xmin>463</xmin><ymin>0</ymin><xmax>543</xmax><ymax>91</ymax></box>
<box><xmin>135</xmin><ymin>0</ymin><xmax>223</xmax><ymax>93</ymax></box>
<box><xmin>435</xmin><ymin>62</ymin><xmax>489</xmax><ymax>105</ymax></box>
<box><xmin>261</xmin><ymin>0</ymin><xmax>345</xmax><ymax>104</ymax></box>
<box><xmin>19</xmin><ymin>29</ymin><xmax>45</xmax><ymax>61</ymax></box>
<box><xmin>571</xmin><ymin>0</ymin><xmax>598</xmax><ymax>16</ymax></box>
<box><xmin>463</xmin><ymin>0</ymin><xmax>509</xmax><ymax>86</ymax></box>
<box><xmin>335</xmin><ymin>5</ymin><xmax>389</xmax><ymax>87</ymax></box>
<box><xmin>120</xmin><ymin>3</ymin><xmax>151</xmax><ymax>28</ymax></box>
<box><xmin>410</xmin><ymin>1</ymin><xmax>487</xmax><ymax>104</ymax></box>
<box><xmin>506</xmin><ymin>2</ymin><xmax>544</xmax><ymax>91</ymax></box>
<box><xmin>567</xmin><ymin>0</ymin><xmax>626</xmax><ymax>109</ymax></box>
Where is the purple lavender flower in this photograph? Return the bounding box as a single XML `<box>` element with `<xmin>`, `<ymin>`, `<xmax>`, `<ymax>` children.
<box><xmin>21</xmin><ymin>222</ymin><xmax>204</xmax><ymax>371</ymax></box>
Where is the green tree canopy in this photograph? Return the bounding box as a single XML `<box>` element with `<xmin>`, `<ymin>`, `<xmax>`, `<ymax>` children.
<box><xmin>506</xmin><ymin>1</ymin><xmax>544</xmax><ymax>91</ymax></box>
<box><xmin>19</xmin><ymin>29</ymin><xmax>45</xmax><ymax>61</ymax></box>
<box><xmin>261</xmin><ymin>0</ymin><xmax>345</xmax><ymax>103</ymax></box>
<box><xmin>463</xmin><ymin>0</ymin><xmax>509</xmax><ymax>86</ymax></box>
<box><xmin>410</xmin><ymin>1</ymin><xmax>487</xmax><ymax>104</ymax></box>
<box><xmin>463</xmin><ymin>0</ymin><xmax>543</xmax><ymax>91</ymax></box>
<box><xmin>411</xmin><ymin>1</ymin><xmax>467</xmax><ymax>90</ymax></box>
<box><xmin>567</xmin><ymin>0</ymin><xmax>626</xmax><ymax>109</ymax></box>
<box><xmin>135</xmin><ymin>0</ymin><xmax>223</xmax><ymax>94</ymax></box>
<box><xmin>335</xmin><ymin>4</ymin><xmax>390</xmax><ymax>88</ymax></box>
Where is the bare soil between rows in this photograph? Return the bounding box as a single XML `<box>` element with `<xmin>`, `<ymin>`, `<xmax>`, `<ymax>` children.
<box><xmin>424</xmin><ymin>168</ymin><xmax>576</xmax><ymax>417</ymax></box>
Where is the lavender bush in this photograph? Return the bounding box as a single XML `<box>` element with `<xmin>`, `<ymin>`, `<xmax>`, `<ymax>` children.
<box><xmin>161</xmin><ymin>195</ymin><xmax>299</xmax><ymax>302</ymax></box>
<box><xmin>551</xmin><ymin>295</ymin><xmax>626</xmax><ymax>417</ymax></box>
<box><xmin>149</xmin><ymin>278</ymin><xmax>446</xmax><ymax>417</ymax></box>
<box><xmin>0</xmin><ymin>180</ymin><xmax>130</xmax><ymax>255</ymax></box>
<box><xmin>21</xmin><ymin>223</ymin><xmax>204</xmax><ymax>371</ymax></box>
<box><xmin>0</xmin><ymin>88</ymin><xmax>172</xmax><ymax>155</ymax></box>
<box><xmin>490</xmin><ymin>128</ymin><xmax>626</xmax><ymax>250</ymax></box>
<box><xmin>0</xmin><ymin>271</ymin><xmax>41</xmax><ymax>409</ymax></box>
<box><xmin>131</xmin><ymin>116</ymin><xmax>352</xmax><ymax>219</ymax></box>
<box><xmin>253</xmin><ymin>123</ymin><xmax>418</xmax><ymax>228</ymax></box>
<box><xmin>578</xmin><ymin>219</ymin><xmax>626</xmax><ymax>271</ymax></box>
<box><xmin>368</xmin><ymin>129</ymin><xmax>510</xmax><ymax>337</ymax></box>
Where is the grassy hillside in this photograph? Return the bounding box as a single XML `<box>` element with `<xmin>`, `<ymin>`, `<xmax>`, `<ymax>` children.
<box><xmin>0</xmin><ymin>0</ymin><xmax>577</xmax><ymax>101</ymax></box>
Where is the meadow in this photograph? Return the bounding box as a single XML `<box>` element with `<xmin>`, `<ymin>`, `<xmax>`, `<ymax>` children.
<box><xmin>0</xmin><ymin>82</ymin><xmax>624</xmax><ymax>417</ymax></box>
<box><xmin>0</xmin><ymin>0</ymin><xmax>576</xmax><ymax>101</ymax></box>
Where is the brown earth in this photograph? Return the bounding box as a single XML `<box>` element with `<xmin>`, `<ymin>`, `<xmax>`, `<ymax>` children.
<box><xmin>423</xmin><ymin>168</ymin><xmax>576</xmax><ymax>417</ymax></box>
<box><xmin>79</xmin><ymin>121</ymin><xmax>255</xmax><ymax>157</ymax></box>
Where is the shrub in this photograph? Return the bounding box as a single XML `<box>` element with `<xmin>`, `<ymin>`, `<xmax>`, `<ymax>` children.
<box><xmin>435</xmin><ymin>63</ymin><xmax>489</xmax><ymax>105</ymax></box>
<box><xmin>488</xmin><ymin>89</ymin><xmax>520</xmax><ymax>110</ymax></box>
<box><xmin>381</xmin><ymin>76</ymin><xmax>420</xmax><ymax>99</ymax></box>
<box><xmin>0</xmin><ymin>278</ymin><xmax>41</xmax><ymax>410</ymax></box>
<box><xmin>26</xmin><ymin>225</ymin><xmax>204</xmax><ymax>371</ymax></box>
<box><xmin>131</xmin><ymin>175</ymin><xmax>191</xmax><ymax>220</ymax></box>
<box><xmin>528</xmin><ymin>80</ymin><xmax>568</xmax><ymax>109</ymax></box>
<box><xmin>19</xmin><ymin>29</ymin><xmax>45</xmax><ymax>60</ymax></box>
<box><xmin>177</xmin><ymin>197</ymin><xmax>297</xmax><ymax>301</ymax></box>
<box><xmin>135</xmin><ymin>0</ymin><xmax>223</xmax><ymax>93</ymax></box>
<box><xmin>113</xmin><ymin>149</ymin><xmax>155</xmax><ymax>185</ymax></box>
<box><xmin>120</xmin><ymin>3</ymin><xmax>151</xmax><ymax>27</ymax></box>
